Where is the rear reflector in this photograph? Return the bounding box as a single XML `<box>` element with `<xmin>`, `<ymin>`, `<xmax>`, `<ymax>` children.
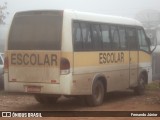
<box><xmin>60</xmin><ymin>58</ymin><xmax>70</xmax><ymax>75</ymax></box>
<box><xmin>51</xmin><ymin>80</ymin><xmax>57</xmax><ymax>83</ymax></box>
<box><xmin>12</xmin><ymin>79</ymin><xmax>17</xmax><ymax>82</ymax></box>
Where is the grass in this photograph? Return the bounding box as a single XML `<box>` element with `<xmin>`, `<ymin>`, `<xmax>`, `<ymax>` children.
<box><xmin>146</xmin><ymin>80</ymin><xmax>160</xmax><ymax>91</ymax></box>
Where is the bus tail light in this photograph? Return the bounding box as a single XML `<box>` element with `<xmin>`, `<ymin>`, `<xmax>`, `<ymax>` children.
<box><xmin>60</xmin><ymin>58</ymin><xmax>70</xmax><ymax>75</ymax></box>
<box><xmin>4</xmin><ymin>56</ymin><xmax>9</xmax><ymax>71</ymax></box>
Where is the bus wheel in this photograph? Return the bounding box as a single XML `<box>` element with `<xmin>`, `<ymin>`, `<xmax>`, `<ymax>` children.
<box><xmin>134</xmin><ymin>74</ymin><xmax>146</xmax><ymax>95</ymax></box>
<box><xmin>34</xmin><ymin>95</ymin><xmax>58</xmax><ymax>104</ymax></box>
<box><xmin>85</xmin><ymin>80</ymin><xmax>104</xmax><ymax>106</ymax></box>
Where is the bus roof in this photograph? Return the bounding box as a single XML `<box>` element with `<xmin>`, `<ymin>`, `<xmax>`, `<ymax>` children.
<box><xmin>14</xmin><ymin>9</ymin><xmax>143</xmax><ymax>27</ymax></box>
<box><xmin>64</xmin><ymin>9</ymin><xmax>143</xmax><ymax>27</ymax></box>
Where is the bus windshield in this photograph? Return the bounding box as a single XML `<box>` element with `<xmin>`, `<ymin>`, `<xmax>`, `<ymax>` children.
<box><xmin>8</xmin><ymin>11</ymin><xmax>63</xmax><ymax>50</ymax></box>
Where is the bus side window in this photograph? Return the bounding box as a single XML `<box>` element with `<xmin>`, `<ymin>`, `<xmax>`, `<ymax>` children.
<box><xmin>126</xmin><ymin>28</ymin><xmax>138</xmax><ymax>50</ymax></box>
<box><xmin>73</xmin><ymin>22</ymin><xmax>83</xmax><ymax>51</ymax></box>
<box><xmin>138</xmin><ymin>29</ymin><xmax>150</xmax><ymax>52</ymax></box>
<box><xmin>101</xmin><ymin>24</ymin><xmax>111</xmax><ymax>50</ymax></box>
<box><xmin>110</xmin><ymin>26</ymin><xmax>120</xmax><ymax>50</ymax></box>
<box><xmin>118</xmin><ymin>26</ymin><xmax>127</xmax><ymax>50</ymax></box>
<box><xmin>91</xmin><ymin>24</ymin><xmax>102</xmax><ymax>51</ymax></box>
<box><xmin>80</xmin><ymin>23</ymin><xmax>93</xmax><ymax>51</ymax></box>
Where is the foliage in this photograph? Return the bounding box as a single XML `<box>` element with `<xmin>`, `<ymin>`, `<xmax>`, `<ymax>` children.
<box><xmin>146</xmin><ymin>80</ymin><xmax>160</xmax><ymax>91</ymax></box>
<box><xmin>0</xmin><ymin>2</ymin><xmax>9</xmax><ymax>24</ymax></box>
<box><xmin>135</xmin><ymin>9</ymin><xmax>160</xmax><ymax>29</ymax></box>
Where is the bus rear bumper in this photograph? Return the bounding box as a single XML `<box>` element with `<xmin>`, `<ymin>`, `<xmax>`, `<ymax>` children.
<box><xmin>4</xmin><ymin>82</ymin><xmax>62</xmax><ymax>94</ymax></box>
<box><xmin>4</xmin><ymin>73</ymin><xmax>91</xmax><ymax>95</ymax></box>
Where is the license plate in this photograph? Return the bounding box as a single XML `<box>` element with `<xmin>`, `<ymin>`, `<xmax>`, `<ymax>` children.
<box><xmin>26</xmin><ymin>86</ymin><xmax>41</xmax><ymax>93</ymax></box>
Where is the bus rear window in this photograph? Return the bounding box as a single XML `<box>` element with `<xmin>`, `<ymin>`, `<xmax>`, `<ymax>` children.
<box><xmin>8</xmin><ymin>11</ymin><xmax>63</xmax><ymax>50</ymax></box>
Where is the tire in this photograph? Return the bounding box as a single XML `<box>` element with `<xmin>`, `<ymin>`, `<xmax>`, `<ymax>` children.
<box><xmin>134</xmin><ymin>74</ymin><xmax>146</xmax><ymax>95</ymax></box>
<box><xmin>34</xmin><ymin>94</ymin><xmax>58</xmax><ymax>104</ymax></box>
<box><xmin>85</xmin><ymin>80</ymin><xmax>105</xmax><ymax>106</ymax></box>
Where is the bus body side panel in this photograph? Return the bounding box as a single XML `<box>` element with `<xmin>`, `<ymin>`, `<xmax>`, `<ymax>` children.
<box><xmin>129</xmin><ymin>51</ymin><xmax>139</xmax><ymax>87</ymax></box>
<box><xmin>72</xmin><ymin>51</ymin><xmax>130</xmax><ymax>94</ymax></box>
<box><xmin>138</xmin><ymin>51</ymin><xmax>152</xmax><ymax>83</ymax></box>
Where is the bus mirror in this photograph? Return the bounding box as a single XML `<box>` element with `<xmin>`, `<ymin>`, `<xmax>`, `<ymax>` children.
<box><xmin>148</xmin><ymin>37</ymin><xmax>157</xmax><ymax>54</ymax></box>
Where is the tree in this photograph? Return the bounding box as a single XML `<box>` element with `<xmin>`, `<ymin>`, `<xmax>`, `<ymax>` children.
<box><xmin>135</xmin><ymin>10</ymin><xmax>160</xmax><ymax>45</ymax></box>
<box><xmin>0</xmin><ymin>2</ymin><xmax>9</xmax><ymax>24</ymax></box>
<box><xmin>135</xmin><ymin>9</ymin><xmax>160</xmax><ymax>29</ymax></box>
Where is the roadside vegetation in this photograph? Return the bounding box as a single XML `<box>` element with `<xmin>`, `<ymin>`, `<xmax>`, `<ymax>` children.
<box><xmin>146</xmin><ymin>80</ymin><xmax>160</xmax><ymax>91</ymax></box>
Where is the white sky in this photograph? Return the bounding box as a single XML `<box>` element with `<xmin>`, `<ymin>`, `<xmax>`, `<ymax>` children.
<box><xmin>0</xmin><ymin>0</ymin><xmax>160</xmax><ymax>40</ymax></box>
<box><xmin>2</xmin><ymin>0</ymin><xmax>160</xmax><ymax>19</ymax></box>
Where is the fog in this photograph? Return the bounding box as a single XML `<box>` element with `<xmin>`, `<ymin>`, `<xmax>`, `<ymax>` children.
<box><xmin>0</xmin><ymin>0</ymin><xmax>160</xmax><ymax>52</ymax></box>
<box><xmin>5</xmin><ymin>0</ymin><xmax>160</xmax><ymax>18</ymax></box>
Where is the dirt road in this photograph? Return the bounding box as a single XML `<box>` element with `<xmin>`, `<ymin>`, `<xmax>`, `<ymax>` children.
<box><xmin>0</xmin><ymin>81</ymin><xmax>160</xmax><ymax>119</ymax></box>
<box><xmin>0</xmin><ymin>90</ymin><xmax>160</xmax><ymax>111</ymax></box>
